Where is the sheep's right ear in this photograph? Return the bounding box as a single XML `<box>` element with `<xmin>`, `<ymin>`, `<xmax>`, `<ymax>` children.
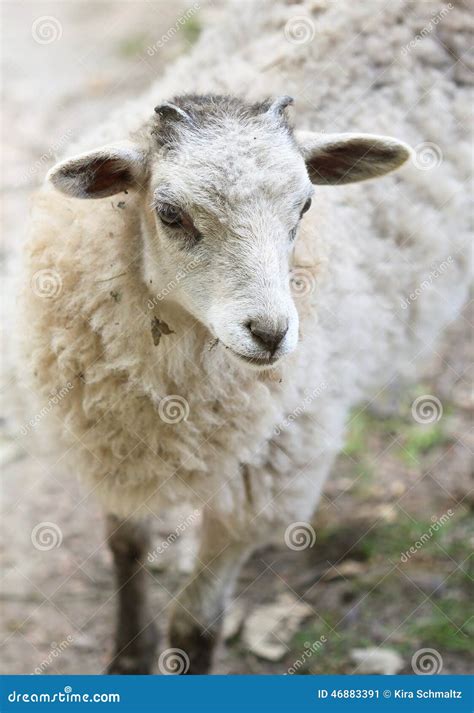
<box><xmin>47</xmin><ymin>141</ymin><xmax>148</xmax><ymax>199</ymax></box>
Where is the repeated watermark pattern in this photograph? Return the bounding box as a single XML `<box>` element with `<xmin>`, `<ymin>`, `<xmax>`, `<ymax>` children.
<box><xmin>31</xmin><ymin>16</ymin><xmax>63</xmax><ymax>45</ymax></box>
<box><xmin>284</xmin><ymin>16</ymin><xmax>315</xmax><ymax>45</ymax></box>
<box><xmin>412</xmin><ymin>142</ymin><xmax>443</xmax><ymax>171</ymax></box>
<box><xmin>146</xmin><ymin>3</ymin><xmax>201</xmax><ymax>56</ymax></box>
<box><xmin>287</xmin><ymin>635</ymin><xmax>327</xmax><ymax>674</ymax></box>
<box><xmin>32</xmin><ymin>636</ymin><xmax>74</xmax><ymax>675</ymax></box>
<box><xmin>400</xmin><ymin>509</ymin><xmax>454</xmax><ymax>562</ymax></box>
<box><xmin>20</xmin><ymin>382</ymin><xmax>74</xmax><ymax>436</ymax></box>
<box><xmin>31</xmin><ymin>269</ymin><xmax>63</xmax><ymax>300</ymax></box>
<box><xmin>400</xmin><ymin>256</ymin><xmax>453</xmax><ymax>310</ymax></box>
<box><xmin>284</xmin><ymin>522</ymin><xmax>316</xmax><ymax>551</ymax></box>
<box><xmin>411</xmin><ymin>395</ymin><xmax>443</xmax><ymax>424</ymax></box>
<box><xmin>290</xmin><ymin>267</ymin><xmax>316</xmax><ymax>297</ymax></box>
<box><xmin>147</xmin><ymin>256</ymin><xmax>201</xmax><ymax>308</ymax></box>
<box><xmin>31</xmin><ymin>522</ymin><xmax>63</xmax><ymax>551</ymax></box>
<box><xmin>147</xmin><ymin>509</ymin><xmax>200</xmax><ymax>564</ymax></box>
<box><xmin>400</xmin><ymin>4</ymin><xmax>454</xmax><ymax>56</ymax></box>
<box><xmin>158</xmin><ymin>395</ymin><xmax>190</xmax><ymax>424</ymax></box>
<box><xmin>274</xmin><ymin>382</ymin><xmax>329</xmax><ymax>436</ymax></box>
<box><xmin>411</xmin><ymin>648</ymin><xmax>443</xmax><ymax>675</ymax></box>
<box><xmin>158</xmin><ymin>648</ymin><xmax>190</xmax><ymax>674</ymax></box>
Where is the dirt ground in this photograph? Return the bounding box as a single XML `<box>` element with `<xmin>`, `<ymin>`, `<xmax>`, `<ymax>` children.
<box><xmin>1</xmin><ymin>1</ymin><xmax>472</xmax><ymax>676</ymax></box>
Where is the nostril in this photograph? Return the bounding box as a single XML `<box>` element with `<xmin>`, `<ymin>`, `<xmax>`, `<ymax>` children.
<box><xmin>248</xmin><ymin>320</ymin><xmax>289</xmax><ymax>353</ymax></box>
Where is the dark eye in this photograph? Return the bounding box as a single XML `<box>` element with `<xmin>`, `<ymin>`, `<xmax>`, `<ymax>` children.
<box><xmin>301</xmin><ymin>197</ymin><xmax>312</xmax><ymax>216</ymax></box>
<box><xmin>157</xmin><ymin>203</ymin><xmax>182</xmax><ymax>227</ymax></box>
<box><xmin>156</xmin><ymin>202</ymin><xmax>202</xmax><ymax>242</ymax></box>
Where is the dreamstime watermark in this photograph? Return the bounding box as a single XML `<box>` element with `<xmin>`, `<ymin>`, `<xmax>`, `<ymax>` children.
<box><xmin>290</xmin><ymin>267</ymin><xmax>316</xmax><ymax>297</ymax></box>
<box><xmin>412</xmin><ymin>141</ymin><xmax>443</xmax><ymax>170</ymax></box>
<box><xmin>31</xmin><ymin>268</ymin><xmax>63</xmax><ymax>299</ymax></box>
<box><xmin>31</xmin><ymin>16</ymin><xmax>63</xmax><ymax>44</ymax></box>
<box><xmin>147</xmin><ymin>256</ymin><xmax>201</xmax><ymax>308</ymax></box>
<box><xmin>400</xmin><ymin>509</ymin><xmax>454</xmax><ymax>562</ymax></box>
<box><xmin>147</xmin><ymin>509</ymin><xmax>200</xmax><ymax>564</ymax></box>
<box><xmin>23</xmin><ymin>129</ymin><xmax>73</xmax><ymax>182</ymax></box>
<box><xmin>284</xmin><ymin>522</ymin><xmax>316</xmax><ymax>551</ymax></box>
<box><xmin>400</xmin><ymin>4</ymin><xmax>453</xmax><ymax>56</ymax></box>
<box><xmin>411</xmin><ymin>648</ymin><xmax>443</xmax><ymax>675</ymax></box>
<box><xmin>146</xmin><ymin>3</ymin><xmax>200</xmax><ymax>56</ymax></box>
<box><xmin>20</xmin><ymin>382</ymin><xmax>74</xmax><ymax>436</ymax></box>
<box><xmin>274</xmin><ymin>381</ymin><xmax>329</xmax><ymax>436</ymax></box>
<box><xmin>158</xmin><ymin>648</ymin><xmax>190</xmax><ymax>674</ymax></box>
<box><xmin>158</xmin><ymin>395</ymin><xmax>190</xmax><ymax>424</ymax></box>
<box><xmin>284</xmin><ymin>16</ymin><xmax>316</xmax><ymax>45</ymax></box>
<box><xmin>411</xmin><ymin>395</ymin><xmax>443</xmax><ymax>424</ymax></box>
<box><xmin>287</xmin><ymin>635</ymin><xmax>327</xmax><ymax>674</ymax></box>
<box><xmin>400</xmin><ymin>256</ymin><xmax>453</xmax><ymax>309</ymax></box>
<box><xmin>31</xmin><ymin>522</ymin><xmax>63</xmax><ymax>551</ymax></box>
<box><xmin>32</xmin><ymin>636</ymin><xmax>74</xmax><ymax>675</ymax></box>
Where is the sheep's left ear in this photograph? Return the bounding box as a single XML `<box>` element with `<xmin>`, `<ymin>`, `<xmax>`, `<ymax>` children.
<box><xmin>47</xmin><ymin>141</ymin><xmax>148</xmax><ymax>199</ymax></box>
<box><xmin>295</xmin><ymin>131</ymin><xmax>412</xmax><ymax>184</ymax></box>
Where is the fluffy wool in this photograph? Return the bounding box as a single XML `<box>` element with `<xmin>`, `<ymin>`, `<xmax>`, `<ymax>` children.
<box><xmin>19</xmin><ymin>0</ymin><xmax>472</xmax><ymax>539</ymax></box>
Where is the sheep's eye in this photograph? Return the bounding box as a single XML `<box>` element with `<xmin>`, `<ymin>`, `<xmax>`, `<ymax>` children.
<box><xmin>301</xmin><ymin>197</ymin><xmax>312</xmax><ymax>216</ymax></box>
<box><xmin>156</xmin><ymin>202</ymin><xmax>202</xmax><ymax>242</ymax></box>
<box><xmin>157</xmin><ymin>203</ymin><xmax>182</xmax><ymax>227</ymax></box>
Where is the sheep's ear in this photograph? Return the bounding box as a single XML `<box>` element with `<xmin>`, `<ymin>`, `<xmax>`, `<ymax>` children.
<box><xmin>47</xmin><ymin>141</ymin><xmax>147</xmax><ymax>198</ymax></box>
<box><xmin>295</xmin><ymin>131</ymin><xmax>412</xmax><ymax>184</ymax></box>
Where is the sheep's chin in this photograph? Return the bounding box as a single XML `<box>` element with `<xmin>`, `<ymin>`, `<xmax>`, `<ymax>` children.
<box><xmin>225</xmin><ymin>346</ymin><xmax>282</xmax><ymax>371</ymax></box>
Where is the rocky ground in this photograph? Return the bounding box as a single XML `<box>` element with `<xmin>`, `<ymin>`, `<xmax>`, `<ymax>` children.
<box><xmin>1</xmin><ymin>0</ymin><xmax>472</xmax><ymax>676</ymax></box>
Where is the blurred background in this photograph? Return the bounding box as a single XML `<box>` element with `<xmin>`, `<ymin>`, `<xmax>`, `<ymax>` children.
<box><xmin>1</xmin><ymin>0</ymin><xmax>472</xmax><ymax>675</ymax></box>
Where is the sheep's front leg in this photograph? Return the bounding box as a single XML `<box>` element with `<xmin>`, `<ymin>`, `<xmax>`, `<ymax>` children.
<box><xmin>168</xmin><ymin>509</ymin><xmax>251</xmax><ymax>674</ymax></box>
<box><xmin>106</xmin><ymin>514</ymin><xmax>158</xmax><ymax>674</ymax></box>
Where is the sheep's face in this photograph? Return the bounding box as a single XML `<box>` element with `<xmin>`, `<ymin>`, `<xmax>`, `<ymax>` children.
<box><xmin>48</xmin><ymin>95</ymin><xmax>411</xmax><ymax>371</ymax></box>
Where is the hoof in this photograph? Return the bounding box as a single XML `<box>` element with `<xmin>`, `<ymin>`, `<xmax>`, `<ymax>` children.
<box><xmin>107</xmin><ymin>621</ymin><xmax>158</xmax><ymax>675</ymax></box>
<box><xmin>168</xmin><ymin>621</ymin><xmax>218</xmax><ymax>675</ymax></box>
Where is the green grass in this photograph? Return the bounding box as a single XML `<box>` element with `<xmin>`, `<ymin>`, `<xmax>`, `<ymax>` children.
<box><xmin>116</xmin><ymin>33</ymin><xmax>150</xmax><ymax>58</ymax></box>
<box><xmin>181</xmin><ymin>16</ymin><xmax>202</xmax><ymax>45</ymax></box>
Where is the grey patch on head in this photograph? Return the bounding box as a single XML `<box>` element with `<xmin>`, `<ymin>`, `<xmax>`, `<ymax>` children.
<box><xmin>151</xmin><ymin>317</ymin><xmax>175</xmax><ymax>346</ymax></box>
<box><xmin>149</xmin><ymin>94</ymin><xmax>295</xmax><ymax>149</ymax></box>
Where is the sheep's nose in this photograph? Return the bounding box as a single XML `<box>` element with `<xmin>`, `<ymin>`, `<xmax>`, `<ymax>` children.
<box><xmin>247</xmin><ymin>318</ymin><xmax>289</xmax><ymax>354</ymax></box>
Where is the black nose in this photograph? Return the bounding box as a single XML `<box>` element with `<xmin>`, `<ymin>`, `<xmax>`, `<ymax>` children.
<box><xmin>247</xmin><ymin>319</ymin><xmax>289</xmax><ymax>354</ymax></box>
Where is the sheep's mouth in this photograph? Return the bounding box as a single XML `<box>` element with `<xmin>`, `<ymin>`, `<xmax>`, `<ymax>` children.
<box><xmin>226</xmin><ymin>347</ymin><xmax>280</xmax><ymax>370</ymax></box>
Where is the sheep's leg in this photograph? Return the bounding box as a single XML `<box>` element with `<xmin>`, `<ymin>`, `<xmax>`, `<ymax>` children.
<box><xmin>168</xmin><ymin>508</ymin><xmax>251</xmax><ymax>674</ymax></box>
<box><xmin>106</xmin><ymin>514</ymin><xmax>158</xmax><ymax>674</ymax></box>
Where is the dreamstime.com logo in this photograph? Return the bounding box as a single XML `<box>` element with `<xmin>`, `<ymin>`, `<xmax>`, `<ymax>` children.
<box><xmin>8</xmin><ymin>687</ymin><xmax>120</xmax><ymax>703</ymax></box>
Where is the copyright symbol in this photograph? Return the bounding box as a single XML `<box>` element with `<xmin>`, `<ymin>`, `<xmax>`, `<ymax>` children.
<box><xmin>383</xmin><ymin>690</ymin><xmax>391</xmax><ymax>698</ymax></box>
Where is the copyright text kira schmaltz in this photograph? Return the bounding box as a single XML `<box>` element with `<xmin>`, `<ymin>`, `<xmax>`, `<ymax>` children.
<box><xmin>316</xmin><ymin>689</ymin><xmax>463</xmax><ymax>700</ymax></box>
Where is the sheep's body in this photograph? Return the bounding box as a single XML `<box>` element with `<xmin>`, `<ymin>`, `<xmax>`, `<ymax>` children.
<box><xmin>18</xmin><ymin>0</ymin><xmax>472</xmax><ymax>672</ymax></box>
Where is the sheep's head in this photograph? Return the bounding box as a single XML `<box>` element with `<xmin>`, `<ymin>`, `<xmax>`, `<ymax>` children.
<box><xmin>48</xmin><ymin>94</ymin><xmax>411</xmax><ymax>370</ymax></box>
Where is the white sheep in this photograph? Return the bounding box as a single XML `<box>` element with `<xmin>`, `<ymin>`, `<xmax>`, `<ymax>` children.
<box><xmin>18</xmin><ymin>0</ymin><xmax>472</xmax><ymax>673</ymax></box>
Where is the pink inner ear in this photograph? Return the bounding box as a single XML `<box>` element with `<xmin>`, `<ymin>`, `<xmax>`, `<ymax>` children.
<box><xmin>84</xmin><ymin>157</ymin><xmax>133</xmax><ymax>195</ymax></box>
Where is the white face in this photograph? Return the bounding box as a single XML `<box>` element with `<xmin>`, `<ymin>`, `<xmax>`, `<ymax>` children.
<box><xmin>141</xmin><ymin>123</ymin><xmax>313</xmax><ymax>370</ymax></box>
<box><xmin>48</xmin><ymin>95</ymin><xmax>411</xmax><ymax>372</ymax></box>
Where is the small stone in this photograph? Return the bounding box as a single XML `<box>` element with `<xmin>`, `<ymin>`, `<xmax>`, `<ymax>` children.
<box><xmin>351</xmin><ymin>647</ymin><xmax>404</xmax><ymax>674</ymax></box>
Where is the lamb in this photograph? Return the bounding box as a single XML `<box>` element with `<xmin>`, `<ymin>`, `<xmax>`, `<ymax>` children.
<box><xmin>18</xmin><ymin>0</ymin><xmax>472</xmax><ymax>674</ymax></box>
